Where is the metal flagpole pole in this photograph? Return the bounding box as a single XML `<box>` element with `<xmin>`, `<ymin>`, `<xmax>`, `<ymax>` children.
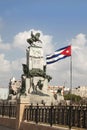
<box><xmin>69</xmin><ymin>45</ymin><xmax>72</xmax><ymax>130</ymax></box>
<box><xmin>70</xmin><ymin>53</ymin><xmax>72</xmax><ymax>96</ymax></box>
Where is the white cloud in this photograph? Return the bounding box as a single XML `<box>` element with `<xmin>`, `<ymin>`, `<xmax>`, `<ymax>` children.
<box><xmin>0</xmin><ymin>53</ymin><xmax>25</xmax><ymax>72</ymax></box>
<box><xmin>11</xmin><ymin>57</ymin><xmax>25</xmax><ymax>71</ymax></box>
<box><xmin>0</xmin><ymin>29</ymin><xmax>54</xmax><ymax>87</ymax></box>
<box><xmin>13</xmin><ymin>31</ymin><xmax>30</xmax><ymax>49</ymax></box>
<box><xmin>0</xmin><ymin>54</ymin><xmax>11</xmax><ymax>87</ymax></box>
<box><xmin>0</xmin><ymin>54</ymin><xmax>10</xmax><ymax>72</ymax></box>
<box><xmin>0</xmin><ymin>30</ymin><xmax>87</xmax><ymax>88</ymax></box>
<box><xmin>13</xmin><ymin>29</ymin><xmax>54</xmax><ymax>53</ymax></box>
<box><xmin>71</xmin><ymin>34</ymin><xmax>87</xmax><ymax>82</ymax></box>
<box><xmin>0</xmin><ymin>53</ymin><xmax>25</xmax><ymax>87</ymax></box>
<box><xmin>71</xmin><ymin>33</ymin><xmax>87</xmax><ymax>47</ymax></box>
<box><xmin>48</xmin><ymin>33</ymin><xmax>87</xmax><ymax>87</ymax></box>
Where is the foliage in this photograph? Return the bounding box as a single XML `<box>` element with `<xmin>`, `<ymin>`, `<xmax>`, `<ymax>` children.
<box><xmin>64</xmin><ymin>93</ymin><xmax>82</xmax><ymax>102</ymax></box>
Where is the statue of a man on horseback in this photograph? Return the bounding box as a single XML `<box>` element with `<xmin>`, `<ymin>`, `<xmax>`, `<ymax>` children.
<box><xmin>27</xmin><ymin>31</ymin><xmax>42</xmax><ymax>46</ymax></box>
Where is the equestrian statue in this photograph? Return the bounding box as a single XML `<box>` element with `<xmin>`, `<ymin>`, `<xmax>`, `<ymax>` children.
<box><xmin>27</xmin><ymin>31</ymin><xmax>42</xmax><ymax>46</ymax></box>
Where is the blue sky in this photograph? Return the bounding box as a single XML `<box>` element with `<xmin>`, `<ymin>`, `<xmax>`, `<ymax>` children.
<box><xmin>0</xmin><ymin>0</ymin><xmax>87</xmax><ymax>88</ymax></box>
<box><xmin>1</xmin><ymin>0</ymin><xmax>87</xmax><ymax>42</ymax></box>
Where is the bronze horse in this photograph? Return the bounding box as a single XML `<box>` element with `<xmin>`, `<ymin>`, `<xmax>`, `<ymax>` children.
<box><xmin>27</xmin><ymin>31</ymin><xmax>42</xmax><ymax>46</ymax></box>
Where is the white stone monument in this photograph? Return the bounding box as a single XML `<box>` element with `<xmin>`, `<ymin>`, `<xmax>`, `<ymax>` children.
<box><xmin>21</xmin><ymin>31</ymin><xmax>54</xmax><ymax>105</ymax></box>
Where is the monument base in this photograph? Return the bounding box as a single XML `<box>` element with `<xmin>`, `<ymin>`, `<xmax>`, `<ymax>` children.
<box><xmin>16</xmin><ymin>92</ymin><xmax>64</xmax><ymax>105</ymax></box>
<box><xmin>17</xmin><ymin>95</ymin><xmax>30</xmax><ymax>104</ymax></box>
<box><xmin>29</xmin><ymin>94</ymin><xmax>64</xmax><ymax>105</ymax></box>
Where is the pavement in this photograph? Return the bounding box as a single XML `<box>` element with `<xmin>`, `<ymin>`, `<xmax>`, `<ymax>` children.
<box><xmin>0</xmin><ymin>125</ymin><xmax>15</xmax><ymax>130</ymax></box>
<box><xmin>0</xmin><ymin>125</ymin><xmax>73</xmax><ymax>130</ymax></box>
<box><xmin>0</xmin><ymin>125</ymin><xmax>86</xmax><ymax>130</ymax></box>
<box><xmin>53</xmin><ymin>125</ymin><xmax>86</xmax><ymax>130</ymax></box>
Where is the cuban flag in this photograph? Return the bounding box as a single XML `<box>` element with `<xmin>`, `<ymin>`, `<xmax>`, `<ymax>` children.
<box><xmin>46</xmin><ymin>45</ymin><xmax>71</xmax><ymax>64</ymax></box>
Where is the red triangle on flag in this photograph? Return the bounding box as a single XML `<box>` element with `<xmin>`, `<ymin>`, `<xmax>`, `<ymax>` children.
<box><xmin>61</xmin><ymin>46</ymin><xmax>71</xmax><ymax>56</ymax></box>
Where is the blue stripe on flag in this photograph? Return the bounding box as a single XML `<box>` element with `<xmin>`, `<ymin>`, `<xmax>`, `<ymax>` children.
<box><xmin>46</xmin><ymin>55</ymin><xmax>67</xmax><ymax>64</ymax></box>
<box><xmin>46</xmin><ymin>45</ymin><xmax>71</xmax><ymax>64</ymax></box>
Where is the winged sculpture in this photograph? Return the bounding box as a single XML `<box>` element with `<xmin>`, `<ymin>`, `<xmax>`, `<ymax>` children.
<box><xmin>27</xmin><ymin>31</ymin><xmax>42</xmax><ymax>46</ymax></box>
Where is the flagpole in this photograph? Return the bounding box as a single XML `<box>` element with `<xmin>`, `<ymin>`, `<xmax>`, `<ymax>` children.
<box><xmin>70</xmin><ymin>54</ymin><xmax>72</xmax><ymax>96</ymax></box>
<box><xmin>69</xmin><ymin>46</ymin><xmax>72</xmax><ymax>130</ymax></box>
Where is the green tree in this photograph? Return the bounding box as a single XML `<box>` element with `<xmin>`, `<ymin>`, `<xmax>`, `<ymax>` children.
<box><xmin>64</xmin><ymin>93</ymin><xmax>82</xmax><ymax>102</ymax></box>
